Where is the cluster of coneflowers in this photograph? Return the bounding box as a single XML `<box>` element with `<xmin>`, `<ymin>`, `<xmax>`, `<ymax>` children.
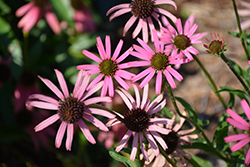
<box><xmin>23</xmin><ymin>0</ymin><xmax>250</xmax><ymax>166</ymax></box>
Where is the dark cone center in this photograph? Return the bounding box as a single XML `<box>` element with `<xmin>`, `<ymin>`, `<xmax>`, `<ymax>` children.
<box><xmin>173</xmin><ymin>35</ymin><xmax>191</xmax><ymax>51</ymax></box>
<box><xmin>58</xmin><ymin>96</ymin><xmax>84</xmax><ymax>123</ymax></box>
<box><xmin>99</xmin><ymin>59</ymin><xmax>117</xmax><ymax>76</ymax></box>
<box><xmin>209</xmin><ymin>40</ymin><xmax>223</xmax><ymax>54</ymax></box>
<box><xmin>130</xmin><ymin>0</ymin><xmax>155</xmax><ymax>19</ymax></box>
<box><xmin>162</xmin><ymin>131</ymin><xmax>179</xmax><ymax>154</ymax></box>
<box><xmin>123</xmin><ymin>108</ymin><xmax>150</xmax><ymax>132</ymax></box>
<box><xmin>151</xmin><ymin>53</ymin><xmax>168</xmax><ymax>71</ymax></box>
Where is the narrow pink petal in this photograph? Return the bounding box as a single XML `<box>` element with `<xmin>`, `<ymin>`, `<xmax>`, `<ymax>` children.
<box><xmin>123</xmin><ymin>16</ymin><xmax>137</xmax><ymax>36</ymax></box>
<box><xmin>167</xmin><ymin>66</ymin><xmax>183</xmax><ymax>81</ymax></box>
<box><xmin>45</xmin><ymin>10</ymin><xmax>61</xmax><ymax>34</ymax></box>
<box><xmin>141</xmin><ymin>84</ymin><xmax>149</xmax><ymax>110</ymax></box>
<box><xmin>142</xmin><ymin>18</ymin><xmax>148</xmax><ymax>43</ymax></box>
<box><xmin>140</xmin><ymin>133</ymin><xmax>149</xmax><ymax>161</ymax></box>
<box><xmin>245</xmin><ymin>149</ymin><xmax>250</xmax><ymax>165</ymax></box>
<box><xmin>116</xmin><ymin>89</ymin><xmax>133</xmax><ymax>110</ymax></box>
<box><xmin>28</xmin><ymin>101</ymin><xmax>58</xmax><ymax>110</ymax></box>
<box><xmin>150</xmin><ymin>131</ymin><xmax>167</xmax><ymax>150</ymax></box>
<box><xmin>173</xmin><ymin>117</ymin><xmax>185</xmax><ymax>132</ymax></box>
<box><xmin>130</xmin><ymin>132</ymin><xmax>138</xmax><ymax>161</ymax></box>
<box><xmin>106</xmin><ymin>118</ymin><xmax>122</xmax><ymax>127</ymax></box>
<box><xmin>107</xmin><ymin>76</ymin><xmax>114</xmax><ymax>97</ymax></box>
<box><xmin>164</xmin><ymin>69</ymin><xmax>176</xmax><ymax>89</ymax></box>
<box><xmin>182</xmin><ymin>50</ymin><xmax>193</xmax><ymax>60</ymax></box>
<box><xmin>150</xmin><ymin>118</ymin><xmax>174</xmax><ymax>125</ymax></box>
<box><xmin>154</xmin><ymin>0</ymin><xmax>177</xmax><ymax>10</ymax></box>
<box><xmin>190</xmin><ymin>32</ymin><xmax>208</xmax><ymax>42</ymax></box>
<box><xmin>75</xmin><ymin>73</ymin><xmax>91</xmax><ymax>99</ymax></box>
<box><xmin>226</xmin><ymin>108</ymin><xmax>250</xmax><ymax>128</ymax></box>
<box><xmin>132</xmin><ymin>68</ymin><xmax>152</xmax><ymax>82</ymax></box>
<box><xmin>84</xmin><ymin>96</ymin><xmax>111</xmax><ymax>105</ymax></box>
<box><xmin>114</xmin><ymin>75</ymin><xmax>130</xmax><ymax>90</ymax></box>
<box><xmin>187</xmin><ymin>24</ymin><xmax>198</xmax><ymax>37</ymax></box>
<box><xmin>116</xmin><ymin>69</ymin><xmax>135</xmax><ymax>80</ymax></box>
<box><xmin>129</xmin><ymin>61</ymin><xmax>151</xmax><ymax>68</ymax></box>
<box><xmin>105</xmin><ymin>36</ymin><xmax>111</xmax><ymax>59</ymax></box>
<box><xmin>226</xmin><ymin>118</ymin><xmax>249</xmax><ymax>130</ymax></box>
<box><xmin>148</xmin><ymin>99</ymin><xmax>166</xmax><ymax>115</ymax></box>
<box><xmin>130</xmin><ymin>51</ymin><xmax>151</xmax><ymax>61</ymax></box>
<box><xmin>112</xmin><ymin>40</ymin><xmax>123</xmax><ymax>61</ymax></box>
<box><xmin>35</xmin><ymin>114</ymin><xmax>60</xmax><ymax>132</ymax></box>
<box><xmin>101</xmin><ymin>80</ymin><xmax>108</xmax><ymax>97</ymax></box>
<box><xmin>154</xmin><ymin>7</ymin><xmax>177</xmax><ymax>22</ymax></box>
<box><xmin>78</xmin><ymin>119</ymin><xmax>96</xmax><ymax>144</ymax></box>
<box><xmin>241</xmin><ymin>99</ymin><xmax>250</xmax><ymax>121</ymax></box>
<box><xmin>86</xmin><ymin>74</ymin><xmax>103</xmax><ymax>91</ymax></box>
<box><xmin>106</xmin><ymin>4</ymin><xmax>130</xmax><ymax>16</ymax></box>
<box><xmin>148</xmin><ymin>124</ymin><xmax>171</xmax><ymax>135</ymax></box>
<box><xmin>82</xmin><ymin>50</ymin><xmax>102</xmax><ymax>63</ymax></box>
<box><xmin>96</xmin><ymin>36</ymin><xmax>107</xmax><ymax>59</ymax></box>
<box><xmin>83</xmin><ymin>81</ymin><xmax>104</xmax><ymax>100</ymax></box>
<box><xmin>152</xmin><ymin>30</ymin><xmax>160</xmax><ymax>52</ymax></box>
<box><xmin>144</xmin><ymin>130</ymin><xmax>159</xmax><ymax>156</ymax></box>
<box><xmin>184</xmin><ymin>20</ymin><xmax>190</xmax><ymax>35</ymax></box>
<box><xmin>38</xmin><ymin>76</ymin><xmax>64</xmax><ymax>99</ymax></box>
<box><xmin>66</xmin><ymin>124</ymin><xmax>74</xmax><ymax>151</ymax></box>
<box><xmin>73</xmin><ymin>70</ymin><xmax>85</xmax><ymax>96</ymax></box>
<box><xmin>116</xmin><ymin>130</ymin><xmax>132</xmax><ymax>152</ymax></box>
<box><xmin>231</xmin><ymin>137</ymin><xmax>250</xmax><ymax>152</ymax></box>
<box><xmin>137</xmin><ymin>38</ymin><xmax>155</xmax><ymax>55</ymax></box>
<box><xmin>224</xmin><ymin>134</ymin><xmax>249</xmax><ymax>143</ymax></box>
<box><xmin>18</xmin><ymin>6</ymin><xmax>40</xmax><ymax>32</ymax></box>
<box><xmin>116</xmin><ymin>47</ymin><xmax>133</xmax><ymax>63</ymax></box>
<box><xmin>133</xmin><ymin>84</ymin><xmax>141</xmax><ymax>108</ymax></box>
<box><xmin>83</xmin><ymin>113</ymin><xmax>108</xmax><ymax>131</ymax></box>
<box><xmin>155</xmin><ymin>72</ymin><xmax>162</xmax><ymax>94</ymax></box>
<box><xmin>132</xmin><ymin>19</ymin><xmax>143</xmax><ymax>38</ymax></box>
<box><xmin>54</xmin><ymin>69</ymin><xmax>69</xmax><ymax>98</ymax></box>
<box><xmin>15</xmin><ymin>2</ymin><xmax>34</xmax><ymax>17</ymax></box>
<box><xmin>109</xmin><ymin>8</ymin><xmax>131</xmax><ymax>21</ymax></box>
<box><xmin>86</xmin><ymin>108</ymin><xmax>115</xmax><ymax>118</ymax></box>
<box><xmin>119</xmin><ymin>87</ymin><xmax>136</xmax><ymax>108</ymax></box>
<box><xmin>178</xmin><ymin>128</ymin><xmax>196</xmax><ymax>136</ymax></box>
<box><xmin>55</xmin><ymin>122</ymin><xmax>67</xmax><ymax>148</ymax></box>
<box><xmin>76</xmin><ymin>64</ymin><xmax>99</xmax><ymax>70</ymax></box>
<box><xmin>186</xmin><ymin>46</ymin><xmax>199</xmax><ymax>55</ymax></box>
<box><xmin>146</xmin><ymin>94</ymin><xmax>163</xmax><ymax>112</ymax></box>
<box><xmin>28</xmin><ymin>94</ymin><xmax>59</xmax><ymax>105</ymax></box>
<box><xmin>139</xmin><ymin>70</ymin><xmax>155</xmax><ymax>88</ymax></box>
<box><xmin>118</xmin><ymin>62</ymin><xmax>135</xmax><ymax>69</ymax></box>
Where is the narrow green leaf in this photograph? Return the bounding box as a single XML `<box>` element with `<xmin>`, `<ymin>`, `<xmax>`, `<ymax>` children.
<box><xmin>228</xmin><ymin>31</ymin><xmax>240</xmax><ymax>38</ymax></box>
<box><xmin>217</xmin><ymin>86</ymin><xmax>247</xmax><ymax>103</ymax></box>
<box><xmin>0</xmin><ymin>17</ymin><xmax>11</xmax><ymax>34</ymax></box>
<box><xmin>109</xmin><ymin>150</ymin><xmax>135</xmax><ymax>167</ymax></box>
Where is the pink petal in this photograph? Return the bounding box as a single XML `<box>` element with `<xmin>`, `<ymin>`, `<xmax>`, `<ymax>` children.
<box><xmin>86</xmin><ymin>108</ymin><xmax>115</xmax><ymax>118</ymax></box>
<box><xmin>148</xmin><ymin>99</ymin><xmax>166</xmax><ymax>115</ymax></box>
<box><xmin>38</xmin><ymin>75</ymin><xmax>64</xmax><ymax>99</ymax></box>
<box><xmin>28</xmin><ymin>94</ymin><xmax>59</xmax><ymax>105</ymax></box>
<box><xmin>55</xmin><ymin>122</ymin><xmax>67</xmax><ymax>148</ymax></box>
<box><xmin>73</xmin><ymin>70</ymin><xmax>85</xmax><ymax>96</ymax></box>
<box><xmin>154</xmin><ymin>0</ymin><xmax>177</xmax><ymax>10</ymax></box>
<box><xmin>152</xmin><ymin>30</ymin><xmax>160</xmax><ymax>52</ymax></box>
<box><xmin>176</xmin><ymin>18</ymin><xmax>183</xmax><ymax>34</ymax></box>
<box><xmin>106</xmin><ymin>4</ymin><xmax>130</xmax><ymax>16</ymax></box>
<box><xmin>167</xmin><ymin>66</ymin><xmax>183</xmax><ymax>81</ymax></box>
<box><xmin>116</xmin><ymin>89</ymin><xmax>133</xmax><ymax>110</ymax></box>
<box><xmin>116</xmin><ymin>130</ymin><xmax>132</xmax><ymax>152</ymax></box>
<box><xmin>155</xmin><ymin>72</ymin><xmax>162</xmax><ymax>94</ymax></box>
<box><xmin>142</xmin><ymin>18</ymin><xmax>148</xmax><ymax>43</ymax></box>
<box><xmin>83</xmin><ymin>81</ymin><xmax>104</xmax><ymax>100</ymax></box>
<box><xmin>148</xmin><ymin>124</ymin><xmax>171</xmax><ymax>135</ymax></box>
<box><xmin>107</xmin><ymin>76</ymin><xmax>114</xmax><ymax>97</ymax></box>
<box><xmin>105</xmin><ymin>35</ymin><xmax>111</xmax><ymax>59</ymax></box>
<box><xmin>226</xmin><ymin>118</ymin><xmax>249</xmax><ymax>130</ymax></box>
<box><xmin>241</xmin><ymin>99</ymin><xmax>250</xmax><ymax>121</ymax></box>
<box><xmin>66</xmin><ymin>124</ymin><xmax>74</xmax><ymax>151</ymax></box>
<box><xmin>132</xmin><ymin>19</ymin><xmax>143</xmax><ymax>38</ymax></box>
<box><xmin>78</xmin><ymin>119</ymin><xmax>96</xmax><ymax>144</ymax></box>
<box><xmin>145</xmin><ymin>93</ymin><xmax>163</xmax><ymax>112</ymax></box>
<box><xmin>130</xmin><ymin>51</ymin><xmax>151</xmax><ymax>61</ymax></box>
<box><xmin>150</xmin><ymin>118</ymin><xmax>174</xmax><ymax>125</ymax></box>
<box><xmin>119</xmin><ymin>87</ymin><xmax>136</xmax><ymax>108</ymax></box>
<box><xmin>224</xmin><ymin>134</ymin><xmax>249</xmax><ymax>143</ymax></box>
<box><xmin>35</xmin><ymin>114</ymin><xmax>60</xmax><ymax>132</ymax></box>
<box><xmin>45</xmin><ymin>9</ymin><xmax>61</xmax><ymax>34</ymax></box>
<box><xmin>86</xmin><ymin>74</ymin><xmax>104</xmax><ymax>91</ymax></box>
<box><xmin>116</xmin><ymin>47</ymin><xmax>133</xmax><ymax>64</ymax></box>
<box><xmin>101</xmin><ymin>80</ymin><xmax>108</xmax><ymax>97</ymax></box>
<box><xmin>96</xmin><ymin>36</ymin><xmax>107</xmax><ymax>60</ymax></box>
<box><xmin>20</xmin><ymin>6</ymin><xmax>41</xmax><ymax>32</ymax></box>
<box><xmin>84</xmin><ymin>96</ymin><xmax>111</xmax><ymax>105</ymax></box>
<box><xmin>54</xmin><ymin>69</ymin><xmax>69</xmax><ymax>98</ymax></box>
<box><xmin>112</xmin><ymin>39</ymin><xmax>123</xmax><ymax>61</ymax></box>
<box><xmin>144</xmin><ymin>130</ymin><xmax>159</xmax><ymax>157</ymax></box>
<box><xmin>27</xmin><ymin>101</ymin><xmax>58</xmax><ymax>110</ymax></box>
<box><xmin>129</xmin><ymin>61</ymin><xmax>151</xmax><ymax>68</ymax></box>
<box><xmin>226</xmin><ymin>108</ymin><xmax>250</xmax><ymax>128</ymax></box>
<box><xmin>184</xmin><ymin>20</ymin><xmax>190</xmax><ymax>35</ymax></box>
<box><xmin>245</xmin><ymin>148</ymin><xmax>250</xmax><ymax>165</ymax></box>
<box><xmin>187</xmin><ymin>24</ymin><xmax>198</xmax><ymax>37</ymax></box>
<box><xmin>83</xmin><ymin>113</ymin><xmax>108</xmax><ymax>131</ymax></box>
<box><xmin>164</xmin><ymin>69</ymin><xmax>176</xmax><ymax>89</ymax></box>
<box><xmin>147</xmin><ymin>17</ymin><xmax>155</xmax><ymax>42</ymax></box>
<box><xmin>123</xmin><ymin>16</ymin><xmax>137</xmax><ymax>36</ymax></box>
<box><xmin>137</xmin><ymin>38</ymin><xmax>155</xmax><ymax>55</ymax></box>
<box><xmin>154</xmin><ymin>7</ymin><xmax>177</xmax><ymax>23</ymax></box>
<box><xmin>115</xmin><ymin>69</ymin><xmax>135</xmax><ymax>80</ymax></box>
<box><xmin>114</xmin><ymin>75</ymin><xmax>130</xmax><ymax>90</ymax></box>
<box><xmin>82</xmin><ymin>50</ymin><xmax>102</xmax><ymax>63</ymax></box>
<box><xmin>140</xmin><ymin>133</ymin><xmax>149</xmax><ymax>161</ymax></box>
<box><xmin>150</xmin><ymin>131</ymin><xmax>167</xmax><ymax>150</ymax></box>
<box><xmin>76</xmin><ymin>64</ymin><xmax>99</xmax><ymax>70</ymax></box>
<box><xmin>133</xmin><ymin>84</ymin><xmax>141</xmax><ymax>108</ymax></box>
<box><xmin>130</xmin><ymin>132</ymin><xmax>138</xmax><ymax>161</ymax></box>
<box><xmin>231</xmin><ymin>137</ymin><xmax>250</xmax><ymax>152</ymax></box>
<box><xmin>74</xmin><ymin>72</ymin><xmax>90</xmax><ymax>99</ymax></box>
<box><xmin>141</xmin><ymin>84</ymin><xmax>149</xmax><ymax>110</ymax></box>
<box><xmin>132</xmin><ymin>68</ymin><xmax>152</xmax><ymax>82</ymax></box>
<box><xmin>139</xmin><ymin>70</ymin><xmax>155</xmax><ymax>88</ymax></box>
<box><xmin>15</xmin><ymin>2</ymin><xmax>34</xmax><ymax>17</ymax></box>
<box><xmin>109</xmin><ymin>8</ymin><xmax>131</xmax><ymax>21</ymax></box>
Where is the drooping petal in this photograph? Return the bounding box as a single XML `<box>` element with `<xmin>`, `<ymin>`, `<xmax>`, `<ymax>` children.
<box><xmin>146</xmin><ymin>94</ymin><xmax>163</xmax><ymax>112</ymax></box>
<box><xmin>241</xmin><ymin>99</ymin><xmax>250</xmax><ymax>121</ymax></box>
<box><xmin>123</xmin><ymin>16</ymin><xmax>137</xmax><ymax>36</ymax></box>
<box><xmin>16</xmin><ymin>2</ymin><xmax>34</xmax><ymax>17</ymax></box>
<box><xmin>116</xmin><ymin>130</ymin><xmax>132</xmax><ymax>152</ymax></box>
<box><xmin>155</xmin><ymin>72</ymin><xmax>162</xmax><ymax>94</ymax></box>
<box><xmin>150</xmin><ymin>131</ymin><xmax>167</xmax><ymax>150</ymax></box>
<box><xmin>27</xmin><ymin>101</ymin><xmax>58</xmax><ymax>110</ymax></box>
<box><xmin>133</xmin><ymin>84</ymin><xmax>141</xmax><ymax>108</ymax></box>
<box><xmin>116</xmin><ymin>89</ymin><xmax>133</xmax><ymax>110</ymax></box>
<box><xmin>86</xmin><ymin>108</ymin><xmax>115</xmax><ymax>118</ymax></box>
<box><xmin>141</xmin><ymin>84</ymin><xmax>149</xmax><ymax>110</ymax></box>
<box><xmin>154</xmin><ymin>7</ymin><xmax>177</xmax><ymax>23</ymax></box>
<box><xmin>148</xmin><ymin>124</ymin><xmax>171</xmax><ymax>135</ymax></box>
<box><xmin>66</xmin><ymin>123</ymin><xmax>74</xmax><ymax>151</ymax></box>
<box><xmin>150</xmin><ymin>118</ymin><xmax>174</xmax><ymax>125</ymax></box>
<box><xmin>35</xmin><ymin>114</ymin><xmax>60</xmax><ymax>132</ymax></box>
<box><xmin>245</xmin><ymin>148</ymin><xmax>250</xmax><ymax>165</ymax></box>
<box><xmin>83</xmin><ymin>113</ymin><xmax>109</xmax><ymax>132</ymax></box>
<box><xmin>109</xmin><ymin>8</ymin><xmax>131</xmax><ymax>21</ymax></box>
<box><xmin>132</xmin><ymin>19</ymin><xmax>143</xmax><ymax>39</ymax></box>
<box><xmin>144</xmin><ymin>130</ymin><xmax>159</xmax><ymax>157</ymax></box>
<box><xmin>148</xmin><ymin>99</ymin><xmax>166</xmax><ymax>115</ymax></box>
<box><xmin>231</xmin><ymin>137</ymin><xmax>250</xmax><ymax>152</ymax></box>
<box><xmin>28</xmin><ymin>94</ymin><xmax>59</xmax><ymax>105</ymax></box>
<box><xmin>130</xmin><ymin>132</ymin><xmax>138</xmax><ymax>161</ymax></box>
<box><xmin>45</xmin><ymin>9</ymin><xmax>61</xmax><ymax>34</ymax></box>
<box><xmin>106</xmin><ymin>4</ymin><xmax>130</xmax><ymax>16</ymax></box>
<box><xmin>140</xmin><ymin>132</ymin><xmax>149</xmax><ymax>161</ymax></box>
<box><xmin>142</xmin><ymin>18</ymin><xmax>148</xmax><ymax>43</ymax></box>
<box><xmin>163</xmin><ymin>69</ymin><xmax>176</xmax><ymax>88</ymax></box>
<box><xmin>108</xmin><ymin>76</ymin><xmax>114</xmax><ymax>97</ymax></box>
<box><xmin>114</xmin><ymin>75</ymin><xmax>130</xmax><ymax>90</ymax></box>
<box><xmin>55</xmin><ymin>122</ymin><xmax>67</xmax><ymax>148</ymax></box>
<box><xmin>78</xmin><ymin>119</ymin><xmax>96</xmax><ymax>144</ymax></box>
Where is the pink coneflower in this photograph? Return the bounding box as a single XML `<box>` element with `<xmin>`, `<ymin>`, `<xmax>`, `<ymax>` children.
<box><xmin>15</xmin><ymin>0</ymin><xmax>61</xmax><ymax>34</ymax></box>
<box><xmin>26</xmin><ymin>69</ymin><xmax>115</xmax><ymax>150</ymax></box>
<box><xmin>129</xmin><ymin>30</ymin><xmax>189</xmax><ymax>94</ymax></box>
<box><xmin>224</xmin><ymin>99</ymin><xmax>250</xmax><ymax>165</ymax></box>
<box><xmin>161</xmin><ymin>14</ymin><xmax>207</xmax><ymax>60</ymax></box>
<box><xmin>71</xmin><ymin>0</ymin><xmax>96</xmax><ymax>33</ymax></box>
<box><xmin>106</xmin><ymin>0</ymin><xmax>177</xmax><ymax>43</ymax></box>
<box><xmin>204</xmin><ymin>33</ymin><xmax>226</xmax><ymax>55</ymax></box>
<box><xmin>237</xmin><ymin>1</ymin><xmax>250</xmax><ymax>31</ymax></box>
<box><xmin>107</xmin><ymin>84</ymin><xmax>174</xmax><ymax>161</ymax></box>
<box><xmin>77</xmin><ymin>35</ymin><xmax>135</xmax><ymax>97</ymax></box>
<box><xmin>144</xmin><ymin>111</ymin><xmax>198</xmax><ymax>167</ymax></box>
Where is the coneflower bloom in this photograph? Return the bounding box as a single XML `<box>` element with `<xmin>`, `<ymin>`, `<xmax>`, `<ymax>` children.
<box><xmin>224</xmin><ymin>99</ymin><xmax>250</xmax><ymax>165</ymax></box>
<box><xmin>106</xmin><ymin>0</ymin><xmax>177</xmax><ymax>43</ymax></box>
<box><xmin>26</xmin><ymin>69</ymin><xmax>115</xmax><ymax>151</ymax></box>
<box><xmin>107</xmin><ymin>84</ymin><xmax>174</xmax><ymax>161</ymax></box>
<box><xmin>77</xmin><ymin>35</ymin><xmax>135</xmax><ymax>97</ymax></box>
<box><xmin>144</xmin><ymin>111</ymin><xmax>198</xmax><ymax>167</ymax></box>
<box><xmin>204</xmin><ymin>33</ymin><xmax>226</xmax><ymax>56</ymax></box>
<box><xmin>15</xmin><ymin>0</ymin><xmax>61</xmax><ymax>34</ymax></box>
<box><xmin>161</xmin><ymin>14</ymin><xmax>207</xmax><ymax>60</ymax></box>
<box><xmin>129</xmin><ymin>30</ymin><xmax>190</xmax><ymax>94</ymax></box>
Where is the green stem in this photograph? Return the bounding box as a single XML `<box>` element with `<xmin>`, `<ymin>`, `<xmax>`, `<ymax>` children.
<box><xmin>159</xmin><ymin>146</ymin><xmax>177</xmax><ymax>167</ymax></box>
<box><xmin>231</xmin><ymin>0</ymin><xmax>250</xmax><ymax>60</ymax></box>
<box><xmin>165</xmin><ymin>82</ymin><xmax>230</xmax><ymax>163</ymax></box>
<box><xmin>193</xmin><ymin>54</ymin><xmax>227</xmax><ymax>109</ymax></box>
<box><xmin>220</xmin><ymin>53</ymin><xmax>250</xmax><ymax>96</ymax></box>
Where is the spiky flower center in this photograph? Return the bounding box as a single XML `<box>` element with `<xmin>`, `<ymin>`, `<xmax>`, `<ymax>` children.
<box><xmin>162</xmin><ymin>131</ymin><xmax>179</xmax><ymax>154</ymax></box>
<box><xmin>208</xmin><ymin>40</ymin><xmax>223</xmax><ymax>54</ymax></box>
<box><xmin>99</xmin><ymin>59</ymin><xmax>118</xmax><ymax>76</ymax></box>
<box><xmin>130</xmin><ymin>0</ymin><xmax>155</xmax><ymax>19</ymax></box>
<box><xmin>0</xmin><ymin>63</ymin><xmax>11</xmax><ymax>82</ymax></box>
<box><xmin>151</xmin><ymin>53</ymin><xmax>168</xmax><ymax>71</ymax></box>
<box><xmin>123</xmin><ymin>108</ymin><xmax>150</xmax><ymax>132</ymax></box>
<box><xmin>58</xmin><ymin>96</ymin><xmax>84</xmax><ymax>123</ymax></box>
<box><xmin>173</xmin><ymin>35</ymin><xmax>191</xmax><ymax>51</ymax></box>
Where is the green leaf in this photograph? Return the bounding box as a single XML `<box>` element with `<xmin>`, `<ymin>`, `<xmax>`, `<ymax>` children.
<box><xmin>228</xmin><ymin>31</ymin><xmax>240</xmax><ymax>38</ymax></box>
<box><xmin>182</xmin><ymin>142</ymin><xmax>213</xmax><ymax>153</ymax></box>
<box><xmin>191</xmin><ymin>154</ymin><xmax>213</xmax><ymax>167</ymax></box>
<box><xmin>0</xmin><ymin>17</ymin><xmax>11</xmax><ymax>34</ymax></box>
<box><xmin>228</xmin><ymin>92</ymin><xmax>235</xmax><ymax>108</ymax></box>
<box><xmin>0</xmin><ymin>0</ymin><xmax>11</xmax><ymax>15</ymax></box>
<box><xmin>109</xmin><ymin>150</ymin><xmax>136</xmax><ymax>167</ymax></box>
<box><xmin>217</xmin><ymin>87</ymin><xmax>247</xmax><ymax>105</ymax></box>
